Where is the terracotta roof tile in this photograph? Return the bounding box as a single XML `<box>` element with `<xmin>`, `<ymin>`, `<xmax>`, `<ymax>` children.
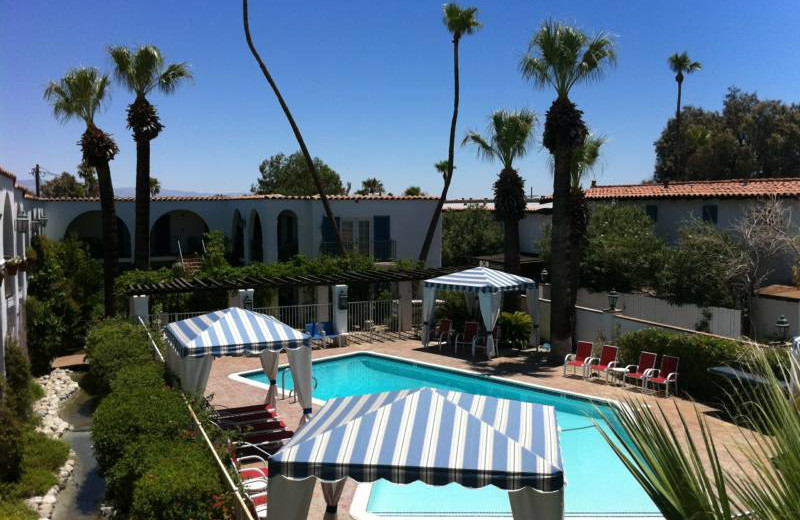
<box><xmin>584</xmin><ymin>178</ymin><xmax>800</xmax><ymax>200</ymax></box>
<box><xmin>40</xmin><ymin>193</ymin><xmax>438</xmax><ymax>202</ymax></box>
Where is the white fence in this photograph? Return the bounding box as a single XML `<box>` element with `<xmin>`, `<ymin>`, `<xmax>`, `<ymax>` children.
<box><xmin>348</xmin><ymin>299</ymin><xmax>406</xmax><ymax>342</ymax></box>
<box><xmin>253</xmin><ymin>303</ymin><xmax>332</xmax><ymax>332</ymax></box>
<box><xmin>576</xmin><ymin>288</ymin><xmax>741</xmax><ymax>338</ymax></box>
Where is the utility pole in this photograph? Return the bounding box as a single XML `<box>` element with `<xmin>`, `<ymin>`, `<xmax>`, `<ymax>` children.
<box><xmin>34</xmin><ymin>164</ymin><xmax>41</xmax><ymax>197</ymax></box>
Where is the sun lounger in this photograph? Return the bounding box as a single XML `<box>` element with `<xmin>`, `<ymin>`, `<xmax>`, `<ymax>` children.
<box><xmin>564</xmin><ymin>341</ymin><xmax>593</xmax><ymax>377</ymax></box>
<box><xmin>646</xmin><ymin>355</ymin><xmax>680</xmax><ymax>396</ymax></box>
<box><xmin>624</xmin><ymin>351</ymin><xmax>658</xmax><ymax>390</ymax></box>
<box><xmin>586</xmin><ymin>345</ymin><xmax>619</xmax><ymax>381</ymax></box>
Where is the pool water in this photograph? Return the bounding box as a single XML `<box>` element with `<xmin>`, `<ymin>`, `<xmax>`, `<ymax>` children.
<box><xmin>243</xmin><ymin>352</ymin><xmax>660</xmax><ymax>517</ymax></box>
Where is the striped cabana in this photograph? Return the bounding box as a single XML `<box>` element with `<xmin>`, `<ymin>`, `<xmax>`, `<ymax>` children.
<box><xmin>422</xmin><ymin>267</ymin><xmax>539</xmax><ymax>356</ymax></box>
<box><xmin>163</xmin><ymin>308</ymin><xmax>312</xmax><ymax>422</ymax></box>
<box><xmin>267</xmin><ymin>387</ymin><xmax>564</xmax><ymax>520</ymax></box>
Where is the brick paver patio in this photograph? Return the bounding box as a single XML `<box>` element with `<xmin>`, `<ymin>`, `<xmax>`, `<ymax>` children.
<box><xmin>207</xmin><ymin>339</ymin><xmax>753</xmax><ymax>519</ymax></box>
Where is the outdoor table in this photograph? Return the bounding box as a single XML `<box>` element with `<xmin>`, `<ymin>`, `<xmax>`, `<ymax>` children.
<box><xmin>609</xmin><ymin>367</ymin><xmax>628</xmax><ymax>387</ymax></box>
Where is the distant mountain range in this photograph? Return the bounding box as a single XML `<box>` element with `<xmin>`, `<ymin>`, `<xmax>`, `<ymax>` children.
<box><xmin>17</xmin><ymin>179</ymin><xmax>247</xmax><ymax>198</ymax></box>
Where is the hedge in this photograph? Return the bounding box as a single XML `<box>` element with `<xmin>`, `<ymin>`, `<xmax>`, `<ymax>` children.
<box><xmin>84</xmin><ymin>319</ymin><xmax>154</xmax><ymax>396</ymax></box>
<box><xmin>616</xmin><ymin>328</ymin><xmax>750</xmax><ymax>401</ymax></box>
<box><xmin>110</xmin><ymin>363</ymin><xmax>167</xmax><ymax>394</ymax></box>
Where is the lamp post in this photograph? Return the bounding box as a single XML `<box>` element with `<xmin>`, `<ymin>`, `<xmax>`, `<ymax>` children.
<box><xmin>607</xmin><ymin>288</ymin><xmax>620</xmax><ymax>311</ymax></box>
<box><xmin>540</xmin><ymin>268</ymin><xmax>548</xmax><ymax>284</ymax></box>
<box><xmin>776</xmin><ymin>315</ymin><xmax>790</xmax><ymax>341</ymax></box>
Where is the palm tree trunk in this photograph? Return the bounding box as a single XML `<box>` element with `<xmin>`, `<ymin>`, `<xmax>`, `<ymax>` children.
<box><xmin>95</xmin><ymin>161</ymin><xmax>118</xmax><ymax>317</ymax></box>
<box><xmin>567</xmin><ymin>190</ymin><xmax>588</xmax><ymax>342</ymax></box>
<box><xmin>242</xmin><ymin>0</ymin><xmax>344</xmax><ymax>254</ymax></box>
<box><xmin>134</xmin><ymin>138</ymin><xmax>150</xmax><ymax>269</ymax></box>
<box><xmin>675</xmin><ymin>79</ymin><xmax>683</xmax><ymax>177</ymax></box>
<box><xmin>419</xmin><ymin>37</ymin><xmax>460</xmax><ymax>264</ymax></box>
<box><xmin>550</xmin><ymin>147</ymin><xmax>573</xmax><ymax>361</ymax></box>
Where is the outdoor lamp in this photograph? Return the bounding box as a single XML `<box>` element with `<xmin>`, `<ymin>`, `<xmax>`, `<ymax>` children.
<box><xmin>607</xmin><ymin>288</ymin><xmax>620</xmax><ymax>311</ymax></box>
<box><xmin>15</xmin><ymin>208</ymin><xmax>29</xmax><ymax>234</ymax></box>
<box><xmin>540</xmin><ymin>268</ymin><xmax>549</xmax><ymax>283</ymax></box>
<box><xmin>776</xmin><ymin>315</ymin><xmax>790</xmax><ymax>341</ymax></box>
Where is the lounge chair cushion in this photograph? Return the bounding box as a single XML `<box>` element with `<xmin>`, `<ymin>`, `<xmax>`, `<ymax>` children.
<box><xmin>649</xmin><ymin>376</ymin><xmax>670</xmax><ymax>385</ymax></box>
<box><xmin>566</xmin><ymin>360</ymin><xmax>586</xmax><ymax>367</ymax></box>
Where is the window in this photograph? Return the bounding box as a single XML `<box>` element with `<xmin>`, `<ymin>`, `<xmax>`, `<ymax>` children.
<box><xmin>340</xmin><ymin>218</ymin><xmax>370</xmax><ymax>255</ymax></box>
<box><xmin>645</xmin><ymin>205</ymin><xmax>658</xmax><ymax>222</ymax></box>
<box><xmin>702</xmin><ymin>204</ymin><xmax>718</xmax><ymax>224</ymax></box>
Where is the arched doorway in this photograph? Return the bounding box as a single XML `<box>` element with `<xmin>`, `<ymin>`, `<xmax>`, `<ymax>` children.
<box><xmin>150</xmin><ymin>210</ymin><xmax>209</xmax><ymax>259</ymax></box>
<box><xmin>277</xmin><ymin>210</ymin><xmax>298</xmax><ymax>262</ymax></box>
<box><xmin>64</xmin><ymin>211</ymin><xmax>132</xmax><ymax>260</ymax></box>
<box><xmin>231</xmin><ymin>210</ymin><xmax>245</xmax><ymax>266</ymax></box>
<box><xmin>249</xmin><ymin>210</ymin><xmax>263</xmax><ymax>263</ymax></box>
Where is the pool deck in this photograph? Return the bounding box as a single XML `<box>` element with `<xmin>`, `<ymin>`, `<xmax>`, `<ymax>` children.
<box><xmin>207</xmin><ymin>339</ymin><xmax>752</xmax><ymax>519</ymax></box>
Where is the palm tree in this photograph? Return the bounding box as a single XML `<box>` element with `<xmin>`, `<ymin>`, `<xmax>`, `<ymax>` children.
<box><xmin>668</xmin><ymin>52</ymin><xmax>702</xmax><ymax>177</ymax></box>
<box><xmin>108</xmin><ymin>45</ymin><xmax>192</xmax><ymax>270</ymax></box>
<box><xmin>418</xmin><ymin>3</ymin><xmax>481</xmax><ymax>265</ymax></box>
<box><xmin>462</xmin><ymin>109</ymin><xmax>536</xmax><ymax>274</ymax></box>
<box><xmin>355</xmin><ymin>177</ymin><xmax>386</xmax><ymax>195</ymax></box>
<box><xmin>520</xmin><ymin>20</ymin><xmax>616</xmax><ymax>361</ymax></box>
<box><xmin>44</xmin><ymin>68</ymin><xmax>119</xmax><ymax>316</ymax></box>
<box><xmin>242</xmin><ymin>0</ymin><xmax>345</xmax><ymax>254</ymax></box>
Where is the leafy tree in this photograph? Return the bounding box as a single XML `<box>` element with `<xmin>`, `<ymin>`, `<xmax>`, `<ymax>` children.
<box><xmin>44</xmin><ymin>67</ymin><xmax>119</xmax><ymax>316</ymax></box>
<box><xmin>243</xmin><ymin>0</ymin><xmax>345</xmax><ymax>253</ymax></box>
<box><xmin>462</xmin><ymin>109</ymin><xmax>535</xmax><ymax>274</ymax></box>
<box><xmin>41</xmin><ymin>172</ymin><xmax>85</xmax><ymax>198</ymax></box>
<box><xmin>109</xmin><ymin>44</ymin><xmax>192</xmax><ymax>270</ymax></box>
<box><xmin>418</xmin><ymin>3</ymin><xmax>481</xmax><ymax>265</ymax></box>
<box><xmin>521</xmin><ymin>20</ymin><xmax>616</xmax><ymax>359</ymax></box>
<box><xmin>77</xmin><ymin>161</ymin><xmax>99</xmax><ymax>196</ymax></box>
<box><xmin>355</xmin><ymin>177</ymin><xmax>386</xmax><ymax>195</ymax></box>
<box><xmin>251</xmin><ymin>152</ymin><xmax>345</xmax><ymax>196</ymax></box>
<box><xmin>442</xmin><ymin>204</ymin><xmax>503</xmax><ymax>266</ymax></box>
<box><xmin>403</xmin><ymin>186</ymin><xmax>423</xmax><ymax>196</ymax></box>
<box><xmin>149</xmin><ymin>177</ymin><xmax>161</xmax><ymax>197</ymax></box>
<box><xmin>667</xmin><ymin>52</ymin><xmax>702</xmax><ymax>176</ymax></box>
<box><xmin>654</xmin><ymin>87</ymin><xmax>800</xmax><ymax>181</ymax></box>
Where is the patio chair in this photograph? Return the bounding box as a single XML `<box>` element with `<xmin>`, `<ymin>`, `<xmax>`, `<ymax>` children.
<box><xmin>585</xmin><ymin>345</ymin><xmax>619</xmax><ymax>382</ymax></box>
<box><xmin>454</xmin><ymin>321</ymin><xmax>479</xmax><ymax>355</ymax></box>
<box><xmin>246</xmin><ymin>491</ymin><xmax>268</xmax><ymax>519</ymax></box>
<box><xmin>623</xmin><ymin>351</ymin><xmax>659</xmax><ymax>390</ymax></box>
<box><xmin>227</xmin><ymin>440</ymin><xmax>268</xmax><ymax>494</ymax></box>
<box><xmin>212</xmin><ymin>403</ymin><xmax>278</xmax><ymax>420</ymax></box>
<box><xmin>646</xmin><ymin>355</ymin><xmax>680</xmax><ymax>397</ymax></box>
<box><xmin>428</xmin><ymin>318</ymin><xmax>452</xmax><ymax>350</ymax></box>
<box><xmin>563</xmin><ymin>341</ymin><xmax>593</xmax><ymax>377</ymax></box>
<box><xmin>473</xmin><ymin>327</ymin><xmax>500</xmax><ymax>361</ymax></box>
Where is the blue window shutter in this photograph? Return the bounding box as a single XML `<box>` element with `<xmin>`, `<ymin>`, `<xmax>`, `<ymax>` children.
<box><xmin>321</xmin><ymin>217</ymin><xmax>340</xmax><ymax>254</ymax></box>
<box><xmin>373</xmin><ymin>216</ymin><xmax>391</xmax><ymax>260</ymax></box>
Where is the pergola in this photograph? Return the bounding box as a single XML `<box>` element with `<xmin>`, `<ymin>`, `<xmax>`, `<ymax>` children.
<box><xmin>164</xmin><ymin>307</ymin><xmax>313</xmax><ymax>423</ymax></box>
<box><xmin>267</xmin><ymin>387</ymin><xmax>565</xmax><ymax>520</ymax></box>
<box><xmin>422</xmin><ymin>266</ymin><xmax>539</xmax><ymax>357</ymax></box>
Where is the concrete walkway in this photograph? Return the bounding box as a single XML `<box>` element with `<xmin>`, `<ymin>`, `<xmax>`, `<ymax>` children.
<box><xmin>207</xmin><ymin>340</ymin><xmax>754</xmax><ymax>519</ymax></box>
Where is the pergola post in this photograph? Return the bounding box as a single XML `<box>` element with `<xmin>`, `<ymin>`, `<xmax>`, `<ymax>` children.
<box><xmin>316</xmin><ymin>285</ymin><xmax>331</xmax><ymax>322</ymax></box>
<box><xmin>129</xmin><ymin>294</ymin><xmax>149</xmax><ymax>323</ymax></box>
<box><xmin>398</xmin><ymin>281</ymin><xmax>413</xmax><ymax>332</ymax></box>
<box><xmin>228</xmin><ymin>288</ymin><xmax>255</xmax><ymax>310</ymax></box>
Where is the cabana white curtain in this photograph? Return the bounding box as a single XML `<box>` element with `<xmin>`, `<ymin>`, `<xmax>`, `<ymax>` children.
<box><xmin>509</xmin><ymin>487</ymin><xmax>564</xmax><ymax>519</ymax></box>
<box><xmin>526</xmin><ymin>287</ymin><xmax>539</xmax><ymax>347</ymax></box>
<box><xmin>259</xmin><ymin>350</ymin><xmax>280</xmax><ymax>408</ymax></box>
<box><xmin>287</xmin><ymin>346</ymin><xmax>313</xmax><ymax>426</ymax></box>
<box><xmin>479</xmin><ymin>292</ymin><xmax>502</xmax><ymax>358</ymax></box>
<box><xmin>421</xmin><ymin>286</ymin><xmax>438</xmax><ymax>346</ymax></box>
<box><xmin>322</xmin><ymin>479</ymin><xmax>347</xmax><ymax>520</ymax></box>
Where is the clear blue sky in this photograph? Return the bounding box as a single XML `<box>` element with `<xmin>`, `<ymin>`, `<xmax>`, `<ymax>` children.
<box><xmin>2</xmin><ymin>1</ymin><xmax>800</xmax><ymax>197</ymax></box>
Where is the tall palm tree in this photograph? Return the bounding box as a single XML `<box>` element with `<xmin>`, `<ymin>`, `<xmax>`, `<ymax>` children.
<box><xmin>668</xmin><ymin>52</ymin><xmax>702</xmax><ymax>177</ymax></box>
<box><xmin>418</xmin><ymin>3</ymin><xmax>481</xmax><ymax>265</ymax></box>
<box><xmin>242</xmin><ymin>0</ymin><xmax>345</xmax><ymax>254</ymax></box>
<box><xmin>44</xmin><ymin>68</ymin><xmax>119</xmax><ymax>316</ymax></box>
<box><xmin>108</xmin><ymin>45</ymin><xmax>192</xmax><ymax>269</ymax></box>
<box><xmin>520</xmin><ymin>20</ymin><xmax>616</xmax><ymax>361</ymax></box>
<box><xmin>462</xmin><ymin>109</ymin><xmax>536</xmax><ymax>274</ymax></box>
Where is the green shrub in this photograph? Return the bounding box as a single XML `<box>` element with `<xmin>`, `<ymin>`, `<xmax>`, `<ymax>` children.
<box><xmin>84</xmin><ymin>319</ymin><xmax>154</xmax><ymax>396</ymax></box>
<box><xmin>0</xmin><ymin>404</ymin><xmax>23</xmax><ymax>484</ymax></box>
<box><xmin>0</xmin><ymin>427</ymin><xmax>68</xmax><ymax>501</ymax></box>
<box><xmin>498</xmin><ymin>311</ymin><xmax>532</xmax><ymax>349</ymax></box>
<box><xmin>0</xmin><ymin>500</ymin><xmax>37</xmax><ymax>520</ymax></box>
<box><xmin>129</xmin><ymin>439</ymin><xmax>224</xmax><ymax>520</ymax></box>
<box><xmin>25</xmin><ymin>296</ymin><xmax>62</xmax><ymax>376</ymax></box>
<box><xmin>110</xmin><ymin>363</ymin><xmax>166</xmax><ymax>394</ymax></box>
<box><xmin>3</xmin><ymin>341</ymin><xmax>34</xmax><ymax>421</ymax></box>
<box><xmin>616</xmin><ymin>328</ymin><xmax>749</xmax><ymax>401</ymax></box>
<box><xmin>92</xmin><ymin>386</ymin><xmax>192</xmax><ymax>472</ymax></box>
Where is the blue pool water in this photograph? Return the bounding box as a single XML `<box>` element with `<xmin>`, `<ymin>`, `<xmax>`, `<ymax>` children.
<box><xmin>243</xmin><ymin>352</ymin><xmax>660</xmax><ymax>517</ymax></box>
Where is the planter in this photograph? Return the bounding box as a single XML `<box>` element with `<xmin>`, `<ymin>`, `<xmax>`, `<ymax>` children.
<box><xmin>6</xmin><ymin>264</ymin><xmax>18</xmax><ymax>276</ymax></box>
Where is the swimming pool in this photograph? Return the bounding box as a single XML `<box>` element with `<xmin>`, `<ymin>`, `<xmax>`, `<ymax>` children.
<box><xmin>236</xmin><ymin>352</ymin><xmax>660</xmax><ymax>518</ymax></box>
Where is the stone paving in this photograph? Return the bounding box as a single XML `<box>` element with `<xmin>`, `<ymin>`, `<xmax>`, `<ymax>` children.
<box><xmin>207</xmin><ymin>339</ymin><xmax>754</xmax><ymax>519</ymax></box>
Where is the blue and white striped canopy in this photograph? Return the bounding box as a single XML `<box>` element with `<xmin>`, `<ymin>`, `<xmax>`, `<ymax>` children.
<box><xmin>269</xmin><ymin>387</ymin><xmax>563</xmax><ymax>491</ymax></box>
<box><xmin>164</xmin><ymin>307</ymin><xmax>309</xmax><ymax>358</ymax></box>
<box><xmin>425</xmin><ymin>266</ymin><xmax>536</xmax><ymax>293</ymax></box>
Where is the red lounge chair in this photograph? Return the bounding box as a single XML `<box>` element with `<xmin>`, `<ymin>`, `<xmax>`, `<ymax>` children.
<box><xmin>429</xmin><ymin>318</ymin><xmax>452</xmax><ymax>350</ymax></box>
<box><xmin>214</xmin><ymin>403</ymin><xmax>278</xmax><ymax>419</ymax></box>
<box><xmin>474</xmin><ymin>327</ymin><xmax>500</xmax><ymax>360</ymax></box>
<box><xmin>624</xmin><ymin>351</ymin><xmax>658</xmax><ymax>389</ymax></box>
<box><xmin>246</xmin><ymin>491</ymin><xmax>268</xmax><ymax>519</ymax></box>
<box><xmin>647</xmin><ymin>355</ymin><xmax>680</xmax><ymax>397</ymax></box>
<box><xmin>563</xmin><ymin>341</ymin><xmax>594</xmax><ymax>377</ymax></box>
<box><xmin>227</xmin><ymin>440</ymin><xmax>268</xmax><ymax>494</ymax></box>
<box><xmin>454</xmin><ymin>321</ymin><xmax>479</xmax><ymax>355</ymax></box>
<box><xmin>586</xmin><ymin>345</ymin><xmax>619</xmax><ymax>381</ymax></box>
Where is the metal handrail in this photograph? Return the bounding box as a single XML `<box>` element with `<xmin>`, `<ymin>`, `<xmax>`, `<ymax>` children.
<box><xmin>177</xmin><ymin>239</ymin><xmax>184</xmax><ymax>264</ymax></box>
<box><xmin>280</xmin><ymin>371</ymin><xmax>318</xmax><ymax>403</ymax></box>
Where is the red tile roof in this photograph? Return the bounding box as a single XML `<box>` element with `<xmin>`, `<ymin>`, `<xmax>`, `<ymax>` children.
<box><xmin>40</xmin><ymin>193</ymin><xmax>438</xmax><ymax>202</ymax></box>
<box><xmin>584</xmin><ymin>178</ymin><xmax>800</xmax><ymax>200</ymax></box>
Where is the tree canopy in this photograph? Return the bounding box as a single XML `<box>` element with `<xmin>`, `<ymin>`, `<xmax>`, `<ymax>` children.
<box><xmin>251</xmin><ymin>152</ymin><xmax>346</xmax><ymax>196</ymax></box>
<box><xmin>403</xmin><ymin>186</ymin><xmax>423</xmax><ymax>196</ymax></box>
<box><xmin>442</xmin><ymin>204</ymin><xmax>503</xmax><ymax>266</ymax></box>
<box><xmin>41</xmin><ymin>172</ymin><xmax>86</xmax><ymax>198</ymax></box>
<box><xmin>355</xmin><ymin>177</ymin><xmax>385</xmax><ymax>195</ymax></box>
<box><xmin>654</xmin><ymin>87</ymin><xmax>800</xmax><ymax>181</ymax></box>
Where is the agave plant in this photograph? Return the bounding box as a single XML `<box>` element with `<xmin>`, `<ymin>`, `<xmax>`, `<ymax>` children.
<box><xmin>596</xmin><ymin>345</ymin><xmax>800</xmax><ymax>519</ymax></box>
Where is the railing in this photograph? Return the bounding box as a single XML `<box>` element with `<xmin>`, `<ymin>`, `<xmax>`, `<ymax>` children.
<box><xmin>252</xmin><ymin>303</ymin><xmax>333</xmax><ymax>331</ymax></box>
<box><xmin>320</xmin><ymin>240</ymin><xmax>396</xmax><ymax>261</ymax></box>
<box><xmin>177</xmin><ymin>239</ymin><xmax>184</xmax><ymax>264</ymax></box>
<box><xmin>347</xmin><ymin>299</ymin><xmax>402</xmax><ymax>342</ymax></box>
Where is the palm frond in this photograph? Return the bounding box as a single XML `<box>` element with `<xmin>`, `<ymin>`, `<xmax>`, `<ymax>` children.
<box><xmin>108</xmin><ymin>44</ymin><xmax>191</xmax><ymax>97</ymax></box>
<box><xmin>43</xmin><ymin>67</ymin><xmax>110</xmax><ymax>126</ymax></box>
<box><xmin>158</xmin><ymin>62</ymin><xmax>193</xmax><ymax>94</ymax></box>
<box><xmin>668</xmin><ymin>51</ymin><xmax>702</xmax><ymax>75</ymax></box>
<box><xmin>461</xmin><ymin>132</ymin><xmax>496</xmax><ymax>162</ymax></box>
<box><xmin>443</xmin><ymin>3</ymin><xmax>482</xmax><ymax>39</ymax></box>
